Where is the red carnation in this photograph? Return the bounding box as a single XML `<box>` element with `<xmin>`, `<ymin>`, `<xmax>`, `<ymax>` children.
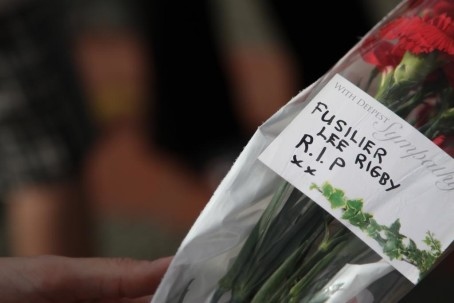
<box><xmin>360</xmin><ymin>39</ymin><xmax>405</xmax><ymax>71</ymax></box>
<box><xmin>433</xmin><ymin>0</ymin><xmax>454</xmax><ymax>18</ymax></box>
<box><xmin>379</xmin><ymin>14</ymin><xmax>454</xmax><ymax>55</ymax></box>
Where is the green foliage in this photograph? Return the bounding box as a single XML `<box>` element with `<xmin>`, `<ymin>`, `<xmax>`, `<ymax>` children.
<box><xmin>209</xmin><ymin>180</ymin><xmax>442</xmax><ymax>303</ymax></box>
<box><xmin>210</xmin><ymin>182</ymin><xmax>371</xmax><ymax>303</ymax></box>
<box><xmin>312</xmin><ymin>181</ymin><xmax>442</xmax><ymax>278</ymax></box>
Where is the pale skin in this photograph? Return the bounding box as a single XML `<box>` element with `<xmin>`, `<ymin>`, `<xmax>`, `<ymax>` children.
<box><xmin>0</xmin><ymin>255</ymin><xmax>172</xmax><ymax>303</ymax></box>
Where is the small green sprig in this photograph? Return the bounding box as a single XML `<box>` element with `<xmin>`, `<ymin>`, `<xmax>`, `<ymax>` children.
<box><xmin>311</xmin><ymin>181</ymin><xmax>442</xmax><ymax>279</ymax></box>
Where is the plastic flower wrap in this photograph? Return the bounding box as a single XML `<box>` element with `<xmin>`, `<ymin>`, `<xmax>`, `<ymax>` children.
<box><xmin>152</xmin><ymin>1</ymin><xmax>454</xmax><ymax>302</ymax></box>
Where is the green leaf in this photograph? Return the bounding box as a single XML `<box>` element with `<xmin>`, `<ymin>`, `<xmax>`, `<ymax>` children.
<box><xmin>383</xmin><ymin>238</ymin><xmax>402</xmax><ymax>260</ymax></box>
<box><xmin>320</xmin><ymin>182</ymin><xmax>334</xmax><ymax>198</ymax></box>
<box><xmin>346</xmin><ymin>212</ymin><xmax>372</xmax><ymax>230</ymax></box>
<box><xmin>340</xmin><ymin>207</ymin><xmax>357</xmax><ymax>220</ymax></box>
<box><xmin>345</xmin><ymin>199</ymin><xmax>363</xmax><ymax>212</ymax></box>
<box><xmin>328</xmin><ymin>189</ymin><xmax>346</xmax><ymax>209</ymax></box>
<box><xmin>388</xmin><ymin>219</ymin><xmax>402</xmax><ymax>234</ymax></box>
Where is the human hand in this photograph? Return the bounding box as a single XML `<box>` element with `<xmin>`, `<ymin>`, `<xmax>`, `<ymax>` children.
<box><xmin>0</xmin><ymin>255</ymin><xmax>172</xmax><ymax>303</ymax></box>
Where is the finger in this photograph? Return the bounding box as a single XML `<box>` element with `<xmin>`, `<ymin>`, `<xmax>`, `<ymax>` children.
<box><xmin>98</xmin><ymin>294</ymin><xmax>152</xmax><ymax>303</ymax></box>
<box><xmin>62</xmin><ymin>256</ymin><xmax>172</xmax><ymax>300</ymax></box>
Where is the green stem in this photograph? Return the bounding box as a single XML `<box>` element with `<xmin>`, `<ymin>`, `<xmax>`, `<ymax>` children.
<box><xmin>249</xmin><ymin>219</ymin><xmax>327</xmax><ymax>303</ymax></box>
<box><xmin>288</xmin><ymin>240</ymin><xmax>347</xmax><ymax>303</ymax></box>
<box><xmin>210</xmin><ymin>181</ymin><xmax>293</xmax><ymax>302</ymax></box>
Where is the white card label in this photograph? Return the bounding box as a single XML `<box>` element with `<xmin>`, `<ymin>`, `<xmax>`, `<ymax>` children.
<box><xmin>259</xmin><ymin>74</ymin><xmax>454</xmax><ymax>284</ymax></box>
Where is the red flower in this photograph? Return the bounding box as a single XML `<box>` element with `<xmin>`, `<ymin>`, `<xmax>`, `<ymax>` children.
<box><xmin>379</xmin><ymin>14</ymin><xmax>454</xmax><ymax>55</ymax></box>
<box><xmin>360</xmin><ymin>39</ymin><xmax>405</xmax><ymax>71</ymax></box>
<box><xmin>433</xmin><ymin>0</ymin><xmax>454</xmax><ymax>19</ymax></box>
<box><xmin>433</xmin><ymin>134</ymin><xmax>454</xmax><ymax>157</ymax></box>
<box><xmin>412</xmin><ymin>0</ymin><xmax>454</xmax><ymax>19</ymax></box>
<box><xmin>361</xmin><ymin>9</ymin><xmax>454</xmax><ymax>80</ymax></box>
<box><xmin>433</xmin><ymin>134</ymin><xmax>446</xmax><ymax>146</ymax></box>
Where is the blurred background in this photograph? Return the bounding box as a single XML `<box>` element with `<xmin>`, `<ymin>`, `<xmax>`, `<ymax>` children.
<box><xmin>0</xmin><ymin>0</ymin><xmax>452</xmax><ymax>302</ymax></box>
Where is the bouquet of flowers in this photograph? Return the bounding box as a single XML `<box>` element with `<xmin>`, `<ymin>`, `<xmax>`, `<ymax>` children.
<box><xmin>152</xmin><ymin>0</ymin><xmax>454</xmax><ymax>302</ymax></box>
